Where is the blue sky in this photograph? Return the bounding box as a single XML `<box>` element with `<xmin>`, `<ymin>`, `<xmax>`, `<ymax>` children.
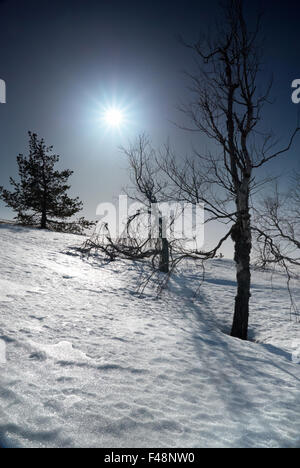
<box><xmin>0</xmin><ymin>0</ymin><xmax>300</xmax><ymax>256</ymax></box>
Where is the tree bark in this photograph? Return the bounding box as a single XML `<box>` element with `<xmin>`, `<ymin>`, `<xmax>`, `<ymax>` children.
<box><xmin>159</xmin><ymin>238</ymin><xmax>169</xmax><ymax>273</ymax></box>
<box><xmin>158</xmin><ymin>214</ymin><xmax>169</xmax><ymax>273</ymax></box>
<box><xmin>231</xmin><ymin>180</ymin><xmax>252</xmax><ymax>340</ymax></box>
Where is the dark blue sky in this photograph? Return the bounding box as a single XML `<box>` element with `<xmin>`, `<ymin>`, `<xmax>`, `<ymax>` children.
<box><xmin>0</xmin><ymin>0</ymin><xmax>300</xmax><ymax>243</ymax></box>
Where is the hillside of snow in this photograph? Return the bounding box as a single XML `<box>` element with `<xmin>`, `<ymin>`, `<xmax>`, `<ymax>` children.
<box><xmin>0</xmin><ymin>224</ymin><xmax>299</xmax><ymax>448</ymax></box>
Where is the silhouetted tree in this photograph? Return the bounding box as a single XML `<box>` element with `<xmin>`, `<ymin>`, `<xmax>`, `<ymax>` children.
<box><xmin>158</xmin><ymin>0</ymin><xmax>299</xmax><ymax>339</ymax></box>
<box><xmin>82</xmin><ymin>135</ymin><xmax>172</xmax><ymax>274</ymax></box>
<box><xmin>122</xmin><ymin>134</ymin><xmax>170</xmax><ymax>273</ymax></box>
<box><xmin>255</xmin><ymin>179</ymin><xmax>300</xmax><ymax>270</ymax></box>
<box><xmin>0</xmin><ymin>132</ymin><xmax>84</xmax><ymax>230</ymax></box>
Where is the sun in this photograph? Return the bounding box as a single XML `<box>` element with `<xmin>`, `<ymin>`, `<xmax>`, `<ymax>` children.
<box><xmin>104</xmin><ymin>107</ymin><xmax>124</xmax><ymax>127</ymax></box>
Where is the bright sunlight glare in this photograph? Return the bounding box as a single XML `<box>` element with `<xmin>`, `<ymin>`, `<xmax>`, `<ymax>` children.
<box><xmin>104</xmin><ymin>108</ymin><xmax>124</xmax><ymax>127</ymax></box>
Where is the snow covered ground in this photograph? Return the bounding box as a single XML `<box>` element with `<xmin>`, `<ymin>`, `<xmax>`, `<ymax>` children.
<box><xmin>0</xmin><ymin>223</ymin><xmax>299</xmax><ymax>448</ymax></box>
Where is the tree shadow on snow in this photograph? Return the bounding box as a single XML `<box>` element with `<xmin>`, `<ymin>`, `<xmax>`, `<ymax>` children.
<box><xmin>167</xmin><ymin>270</ymin><xmax>300</xmax><ymax>447</ymax></box>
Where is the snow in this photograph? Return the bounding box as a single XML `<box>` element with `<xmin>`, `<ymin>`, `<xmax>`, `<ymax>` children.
<box><xmin>0</xmin><ymin>223</ymin><xmax>299</xmax><ymax>448</ymax></box>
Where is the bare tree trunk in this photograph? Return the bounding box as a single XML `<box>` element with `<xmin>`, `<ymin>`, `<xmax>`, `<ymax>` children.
<box><xmin>231</xmin><ymin>180</ymin><xmax>252</xmax><ymax>340</ymax></box>
<box><xmin>231</xmin><ymin>227</ymin><xmax>251</xmax><ymax>339</ymax></box>
<box><xmin>158</xmin><ymin>214</ymin><xmax>169</xmax><ymax>273</ymax></box>
<box><xmin>159</xmin><ymin>238</ymin><xmax>169</xmax><ymax>273</ymax></box>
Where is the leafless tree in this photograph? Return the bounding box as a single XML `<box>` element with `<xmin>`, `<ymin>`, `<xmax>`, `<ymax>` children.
<box><xmin>253</xmin><ymin>180</ymin><xmax>300</xmax><ymax>321</ymax></box>
<box><xmin>81</xmin><ymin>1</ymin><xmax>299</xmax><ymax>338</ymax></box>
<box><xmin>122</xmin><ymin>134</ymin><xmax>170</xmax><ymax>273</ymax></box>
<box><xmin>82</xmin><ymin>135</ymin><xmax>171</xmax><ymax>273</ymax></box>
<box><xmin>254</xmin><ymin>179</ymin><xmax>300</xmax><ymax>270</ymax></box>
<box><xmin>157</xmin><ymin>0</ymin><xmax>300</xmax><ymax>339</ymax></box>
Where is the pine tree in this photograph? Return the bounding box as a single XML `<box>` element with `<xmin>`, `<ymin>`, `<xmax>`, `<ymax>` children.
<box><xmin>0</xmin><ymin>132</ymin><xmax>84</xmax><ymax>230</ymax></box>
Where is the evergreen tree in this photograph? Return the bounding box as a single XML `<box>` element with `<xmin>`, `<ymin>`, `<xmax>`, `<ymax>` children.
<box><xmin>0</xmin><ymin>132</ymin><xmax>84</xmax><ymax>230</ymax></box>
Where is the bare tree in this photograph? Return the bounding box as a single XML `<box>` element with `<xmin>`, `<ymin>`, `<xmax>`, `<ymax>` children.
<box><xmin>158</xmin><ymin>0</ymin><xmax>299</xmax><ymax>339</ymax></box>
<box><xmin>252</xmin><ymin>180</ymin><xmax>300</xmax><ymax>321</ymax></box>
<box><xmin>81</xmin><ymin>135</ymin><xmax>171</xmax><ymax>273</ymax></box>
<box><xmin>122</xmin><ymin>134</ymin><xmax>170</xmax><ymax>273</ymax></box>
<box><xmin>80</xmin><ymin>1</ymin><xmax>299</xmax><ymax>338</ymax></box>
<box><xmin>254</xmin><ymin>179</ymin><xmax>300</xmax><ymax>270</ymax></box>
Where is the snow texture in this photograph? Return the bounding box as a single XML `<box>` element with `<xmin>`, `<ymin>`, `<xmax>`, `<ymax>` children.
<box><xmin>0</xmin><ymin>224</ymin><xmax>299</xmax><ymax>448</ymax></box>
